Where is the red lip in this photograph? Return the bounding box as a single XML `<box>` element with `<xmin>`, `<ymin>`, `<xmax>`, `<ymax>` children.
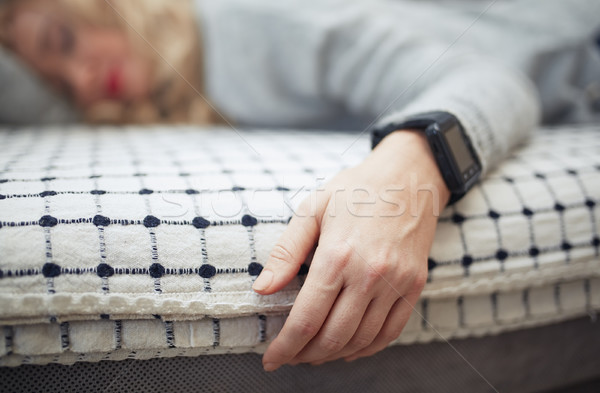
<box><xmin>106</xmin><ymin>66</ymin><xmax>122</xmax><ymax>99</ymax></box>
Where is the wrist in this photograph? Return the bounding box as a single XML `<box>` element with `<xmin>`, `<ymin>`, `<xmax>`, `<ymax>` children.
<box><xmin>367</xmin><ymin>129</ymin><xmax>451</xmax><ymax>209</ymax></box>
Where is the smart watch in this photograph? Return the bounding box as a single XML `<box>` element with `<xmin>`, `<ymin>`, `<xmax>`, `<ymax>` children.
<box><xmin>371</xmin><ymin>111</ymin><xmax>481</xmax><ymax>204</ymax></box>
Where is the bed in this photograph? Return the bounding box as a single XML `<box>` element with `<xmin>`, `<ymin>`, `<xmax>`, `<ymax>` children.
<box><xmin>0</xmin><ymin>123</ymin><xmax>598</xmax><ymax>392</ymax></box>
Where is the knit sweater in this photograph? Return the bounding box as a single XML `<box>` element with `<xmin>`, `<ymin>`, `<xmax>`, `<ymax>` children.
<box><xmin>1</xmin><ymin>0</ymin><xmax>598</xmax><ymax>175</ymax></box>
<box><xmin>193</xmin><ymin>0</ymin><xmax>600</xmax><ymax>176</ymax></box>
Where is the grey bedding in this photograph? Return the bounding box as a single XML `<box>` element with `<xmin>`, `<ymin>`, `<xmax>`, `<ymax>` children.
<box><xmin>0</xmin><ymin>48</ymin><xmax>78</xmax><ymax>125</ymax></box>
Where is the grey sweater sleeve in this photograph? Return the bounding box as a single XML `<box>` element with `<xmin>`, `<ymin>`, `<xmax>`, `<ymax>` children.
<box><xmin>196</xmin><ymin>0</ymin><xmax>541</xmax><ymax>175</ymax></box>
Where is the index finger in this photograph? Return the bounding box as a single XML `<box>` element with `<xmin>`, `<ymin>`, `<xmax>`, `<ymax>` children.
<box><xmin>252</xmin><ymin>194</ymin><xmax>321</xmax><ymax>295</ymax></box>
<box><xmin>261</xmin><ymin>245</ymin><xmax>343</xmax><ymax>371</ymax></box>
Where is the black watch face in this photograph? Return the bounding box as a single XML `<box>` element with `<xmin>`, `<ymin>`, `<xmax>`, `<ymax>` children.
<box><xmin>444</xmin><ymin>125</ymin><xmax>475</xmax><ymax>173</ymax></box>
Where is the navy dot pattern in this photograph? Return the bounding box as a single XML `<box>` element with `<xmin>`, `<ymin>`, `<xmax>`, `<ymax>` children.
<box><xmin>96</xmin><ymin>263</ymin><xmax>115</xmax><ymax>278</ymax></box>
<box><xmin>143</xmin><ymin>215</ymin><xmax>161</xmax><ymax>228</ymax></box>
<box><xmin>149</xmin><ymin>263</ymin><xmax>166</xmax><ymax>279</ymax></box>
<box><xmin>0</xmin><ymin>126</ymin><xmax>597</xmax><ymax>286</ymax></box>
<box><xmin>247</xmin><ymin>262</ymin><xmax>263</xmax><ymax>276</ymax></box>
<box><xmin>0</xmin><ymin>129</ymin><xmax>598</xmax><ymax>282</ymax></box>
<box><xmin>42</xmin><ymin>263</ymin><xmax>61</xmax><ymax>278</ymax></box>
<box><xmin>39</xmin><ymin>215</ymin><xmax>58</xmax><ymax>228</ymax></box>
<box><xmin>199</xmin><ymin>264</ymin><xmax>217</xmax><ymax>279</ymax></box>
<box><xmin>0</xmin><ymin>125</ymin><xmax>599</xmax><ymax>365</ymax></box>
<box><xmin>192</xmin><ymin>217</ymin><xmax>210</xmax><ymax>229</ymax></box>
<box><xmin>92</xmin><ymin>215</ymin><xmax>111</xmax><ymax>227</ymax></box>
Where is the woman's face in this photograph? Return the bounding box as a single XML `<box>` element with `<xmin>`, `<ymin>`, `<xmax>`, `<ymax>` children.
<box><xmin>7</xmin><ymin>3</ymin><xmax>151</xmax><ymax>108</ymax></box>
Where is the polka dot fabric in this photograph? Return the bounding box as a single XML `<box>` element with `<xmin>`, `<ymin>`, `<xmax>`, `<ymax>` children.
<box><xmin>0</xmin><ymin>124</ymin><xmax>599</xmax><ymax>366</ymax></box>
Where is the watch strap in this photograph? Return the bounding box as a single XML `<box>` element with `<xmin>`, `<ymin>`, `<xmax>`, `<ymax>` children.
<box><xmin>371</xmin><ymin>112</ymin><xmax>479</xmax><ymax>205</ymax></box>
<box><xmin>371</xmin><ymin>112</ymin><xmax>456</xmax><ymax>149</ymax></box>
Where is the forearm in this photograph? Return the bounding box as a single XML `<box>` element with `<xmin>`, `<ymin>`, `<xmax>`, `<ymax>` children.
<box><xmin>372</xmin><ymin>58</ymin><xmax>541</xmax><ymax>176</ymax></box>
<box><xmin>312</xmin><ymin>2</ymin><xmax>542</xmax><ymax>175</ymax></box>
<box><xmin>196</xmin><ymin>0</ymin><xmax>541</xmax><ymax>175</ymax></box>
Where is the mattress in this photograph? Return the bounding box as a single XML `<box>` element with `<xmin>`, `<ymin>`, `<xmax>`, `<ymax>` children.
<box><xmin>0</xmin><ymin>124</ymin><xmax>598</xmax><ymax>366</ymax></box>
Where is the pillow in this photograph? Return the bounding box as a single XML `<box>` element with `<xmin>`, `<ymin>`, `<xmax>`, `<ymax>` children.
<box><xmin>0</xmin><ymin>47</ymin><xmax>79</xmax><ymax>125</ymax></box>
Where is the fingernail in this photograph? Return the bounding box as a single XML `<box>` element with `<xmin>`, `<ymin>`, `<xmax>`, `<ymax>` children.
<box><xmin>253</xmin><ymin>270</ymin><xmax>273</xmax><ymax>292</ymax></box>
<box><xmin>263</xmin><ymin>362</ymin><xmax>279</xmax><ymax>372</ymax></box>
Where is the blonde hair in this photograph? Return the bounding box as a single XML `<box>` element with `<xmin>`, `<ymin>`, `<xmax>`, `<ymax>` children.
<box><xmin>0</xmin><ymin>0</ymin><xmax>223</xmax><ymax>124</ymax></box>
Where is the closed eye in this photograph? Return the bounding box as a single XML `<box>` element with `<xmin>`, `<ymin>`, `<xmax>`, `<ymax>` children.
<box><xmin>38</xmin><ymin>17</ymin><xmax>75</xmax><ymax>56</ymax></box>
<box><xmin>58</xmin><ymin>23</ymin><xmax>75</xmax><ymax>55</ymax></box>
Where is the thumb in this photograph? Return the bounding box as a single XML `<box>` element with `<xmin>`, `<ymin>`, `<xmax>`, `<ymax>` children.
<box><xmin>252</xmin><ymin>201</ymin><xmax>321</xmax><ymax>295</ymax></box>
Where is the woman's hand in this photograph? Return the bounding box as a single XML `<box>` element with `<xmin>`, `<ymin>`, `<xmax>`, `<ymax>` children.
<box><xmin>252</xmin><ymin>130</ymin><xmax>450</xmax><ymax>371</ymax></box>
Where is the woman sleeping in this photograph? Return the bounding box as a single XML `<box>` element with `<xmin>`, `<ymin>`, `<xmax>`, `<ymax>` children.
<box><xmin>0</xmin><ymin>0</ymin><xmax>597</xmax><ymax>372</ymax></box>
